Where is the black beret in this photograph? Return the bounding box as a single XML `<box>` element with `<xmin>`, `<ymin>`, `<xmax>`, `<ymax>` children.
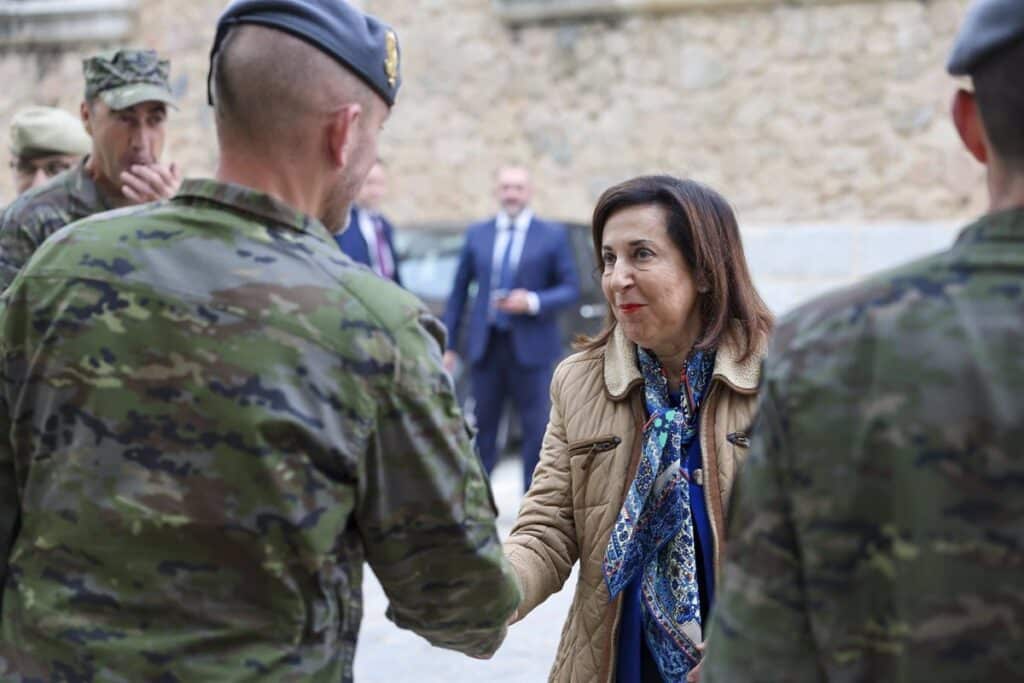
<box><xmin>947</xmin><ymin>0</ymin><xmax>1024</xmax><ymax>76</ymax></box>
<box><xmin>207</xmin><ymin>0</ymin><xmax>401</xmax><ymax>106</ymax></box>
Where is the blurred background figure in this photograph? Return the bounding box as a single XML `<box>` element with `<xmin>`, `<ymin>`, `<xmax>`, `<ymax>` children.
<box><xmin>337</xmin><ymin>158</ymin><xmax>402</xmax><ymax>284</ymax></box>
<box><xmin>443</xmin><ymin>165</ymin><xmax>580</xmax><ymax>491</ymax></box>
<box><xmin>8</xmin><ymin>106</ymin><xmax>91</xmax><ymax>196</ymax></box>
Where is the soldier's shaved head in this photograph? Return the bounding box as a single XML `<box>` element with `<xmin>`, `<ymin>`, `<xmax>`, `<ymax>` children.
<box><xmin>209</xmin><ymin>23</ymin><xmax>390</xmax><ymax>228</ymax></box>
<box><xmin>211</xmin><ymin>24</ymin><xmax>375</xmax><ymax>153</ymax></box>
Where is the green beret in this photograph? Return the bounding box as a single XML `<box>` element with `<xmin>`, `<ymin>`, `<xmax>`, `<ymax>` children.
<box><xmin>9</xmin><ymin>106</ymin><xmax>92</xmax><ymax>159</ymax></box>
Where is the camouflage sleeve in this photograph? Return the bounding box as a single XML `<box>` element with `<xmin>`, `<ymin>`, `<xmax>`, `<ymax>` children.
<box><xmin>358</xmin><ymin>311</ymin><xmax>521</xmax><ymax>658</ymax></box>
<box><xmin>702</xmin><ymin>377</ymin><xmax>825</xmax><ymax>682</ymax></box>
<box><xmin>0</xmin><ymin>206</ymin><xmax>58</xmax><ymax>291</ymax></box>
<box><xmin>0</xmin><ymin>296</ymin><xmax>17</xmax><ymax>602</ymax></box>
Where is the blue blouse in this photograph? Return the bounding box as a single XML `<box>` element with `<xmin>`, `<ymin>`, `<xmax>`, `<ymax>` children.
<box><xmin>616</xmin><ymin>421</ymin><xmax>715</xmax><ymax>682</ymax></box>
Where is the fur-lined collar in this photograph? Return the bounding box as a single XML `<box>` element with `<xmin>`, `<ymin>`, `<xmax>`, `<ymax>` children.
<box><xmin>603</xmin><ymin>322</ymin><xmax>765</xmax><ymax>401</ymax></box>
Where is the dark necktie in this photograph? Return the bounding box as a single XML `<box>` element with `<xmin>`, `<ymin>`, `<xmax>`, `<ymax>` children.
<box><xmin>493</xmin><ymin>223</ymin><xmax>517</xmax><ymax>330</ymax></box>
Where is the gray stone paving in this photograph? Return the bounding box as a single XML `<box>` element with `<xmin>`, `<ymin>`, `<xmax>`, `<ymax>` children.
<box><xmin>354</xmin><ymin>457</ymin><xmax>575</xmax><ymax>682</ymax></box>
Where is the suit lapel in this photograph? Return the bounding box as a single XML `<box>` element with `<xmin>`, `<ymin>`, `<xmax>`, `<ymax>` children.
<box><xmin>343</xmin><ymin>208</ymin><xmax>371</xmax><ymax>265</ymax></box>
<box><xmin>515</xmin><ymin>217</ymin><xmax>542</xmax><ymax>287</ymax></box>
<box><xmin>479</xmin><ymin>219</ymin><xmax>499</xmax><ymax>295</ymax></box>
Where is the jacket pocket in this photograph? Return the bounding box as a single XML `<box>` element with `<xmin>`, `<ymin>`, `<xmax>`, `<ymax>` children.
<box><xmin>567</xmin><ymin>435</ymin><xmax>622</xmax><ymax>470</ymax></box>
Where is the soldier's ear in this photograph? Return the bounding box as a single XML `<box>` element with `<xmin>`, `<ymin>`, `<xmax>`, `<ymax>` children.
<box><xmin>80</xmin><ymin>101</ymin><xmax>94</xmax><ymax>137</ymax></box>
<box><xmin>952</xmin><ymin>89</ymin><xmax>988</xmax><ymax>165</ymax></box>
<box><xmin>326</xmin><ymin>102</ymin><xmax>362</xmax><ymax>169</ymax></box>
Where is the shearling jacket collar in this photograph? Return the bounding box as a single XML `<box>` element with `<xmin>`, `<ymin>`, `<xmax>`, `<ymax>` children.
<box><xmin>603</xmin><ymin>322</ymin><xmax>764</xmax><ymax>401</ymax></box>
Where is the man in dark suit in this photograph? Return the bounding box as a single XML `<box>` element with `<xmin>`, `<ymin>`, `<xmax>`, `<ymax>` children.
<box><xmin>443</xmin><ymin>165</ymin><xmax>580</xmax><ymax>491</ymax></box>
<box><xmin>336</xmin><ymin>159</ymin><xmax>401</xmax><ymax>284</ymax></box>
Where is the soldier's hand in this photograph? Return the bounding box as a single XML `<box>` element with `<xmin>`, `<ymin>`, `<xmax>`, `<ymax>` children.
<box><xmin>466</xmin><ymin>625</ymin><xmax>507</xmax><ymax>660</ymax></box>
<box><xmin>442</xmin><ymin>350</ymin><xmax>459</xmax><ymax>374</ymax></box>
<box><xmin>121</xmin><ymin>162</ymin><xmax>182</xmax><ymax>203</ymax></box>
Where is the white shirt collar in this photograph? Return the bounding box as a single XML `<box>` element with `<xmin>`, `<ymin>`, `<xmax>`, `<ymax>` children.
<box><xmin>498</xmin><ymin>208</ymin><xmax>533</xmax><ymax>232</ymax></box>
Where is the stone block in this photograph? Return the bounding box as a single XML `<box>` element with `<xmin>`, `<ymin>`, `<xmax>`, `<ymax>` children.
<box><xmin>856</xmin><ymin>222</ymin><xmax>962</xmax><ymax>275</ymax></box>
<box><xmin>742</xmin><ymin>224</ymin><xmax>857</xmax><ymax>280</ymax></box>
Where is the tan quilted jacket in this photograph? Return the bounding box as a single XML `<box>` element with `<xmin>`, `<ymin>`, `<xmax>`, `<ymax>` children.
<box><xmin>504</xmin><ymin>323</ymin><xmax>764</xmax><ymax>682</ymax></box>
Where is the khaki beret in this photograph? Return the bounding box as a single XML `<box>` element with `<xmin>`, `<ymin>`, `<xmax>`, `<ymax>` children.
<box><xmin>9</xmin><ymin>106</ymin><xmax>92</xmax><ymax>159</ymax></box>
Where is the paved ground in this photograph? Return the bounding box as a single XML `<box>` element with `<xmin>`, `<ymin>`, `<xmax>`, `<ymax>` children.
<box><xmin>353</xmin><ymin>457</ymin><xmax>577</xmax><ymax>682</ymax></box>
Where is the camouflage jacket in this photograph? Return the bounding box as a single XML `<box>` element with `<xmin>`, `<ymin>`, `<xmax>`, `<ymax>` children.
<box><xmin>0</xmin><ymin>158</ymin><xmax>113</xmax><ymax>291</ymax></box>
<box><xmin>0</xmin><ymin>179</ymin><xmax>520</xmax><ymax>681</ymax></box>
<box><xmin>704</xmin><ymin>208</ymin><xmax>1024</xmax><ymax>682</ymax></box>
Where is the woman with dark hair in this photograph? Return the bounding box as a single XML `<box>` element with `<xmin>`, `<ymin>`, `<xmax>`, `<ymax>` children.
<box><xmin>504</xmin><ymin>175</ymin><xmax>773</xmax><ymax>682</ymax></box>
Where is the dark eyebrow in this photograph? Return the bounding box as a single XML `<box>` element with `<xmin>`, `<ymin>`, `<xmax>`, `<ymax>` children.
<box><xmin>603</xmin><ymin>239</ymin><xmax>655</xmax><ymax>251</ymax></box>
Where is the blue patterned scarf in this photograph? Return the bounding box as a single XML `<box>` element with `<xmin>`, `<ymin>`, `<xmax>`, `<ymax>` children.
<box><xmin>603</xmin><ymin>346</ymin><xmax>716</xmax><ymax>682</ymax></box>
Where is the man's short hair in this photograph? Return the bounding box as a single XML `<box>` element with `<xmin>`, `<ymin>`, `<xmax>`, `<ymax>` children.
<box><xmin>973</xmin><ymin>39</ymin><xmax>1024</xmax><ymax>171</ymax></box>
<box><xmin>210</xmin><ymin>24</ymin><xmax>370</xmax><ymax>149</ymax></box>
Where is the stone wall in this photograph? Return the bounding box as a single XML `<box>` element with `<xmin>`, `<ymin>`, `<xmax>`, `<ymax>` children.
<box><xmin>364</xmin><ymin>0</ymin><xmax>984</xmax><ymax>225</ymax></box>
<box><xmin>0</xmin><ymin>0</ymin><xmax>983</xmax><ymax>225</ymax></box>
<box><xmin>742</xmin><ymin>220</ymin><xmax>962</xmax><ymax>313</ymax></box>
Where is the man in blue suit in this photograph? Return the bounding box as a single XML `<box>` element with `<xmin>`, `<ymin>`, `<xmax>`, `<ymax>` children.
<box><xmin>336</xmin><ymin>160</ymin><xmax>401</xmax><ymax>284</ymax></box>
<box><xmin>443</xmin><ymin>165</ymin><xmax>580</xmax><ymax>491</ymax></box>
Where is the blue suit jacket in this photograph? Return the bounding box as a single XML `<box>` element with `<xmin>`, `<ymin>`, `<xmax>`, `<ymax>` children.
<box><xmin>442</xmin><ymin>216</ymin><xmax>580</xmax><ymax>368</ymax></box>
<box><xmin>335</xmin><ymin>207</ymin><xmax>402</xmax><ymax>285</ymax></box>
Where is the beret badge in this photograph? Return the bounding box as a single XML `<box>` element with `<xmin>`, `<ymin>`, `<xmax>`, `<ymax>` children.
<box><xmin>384</xmin><ymin>30</ymin><xmax>399</xmax><ymax>88</ymax></box>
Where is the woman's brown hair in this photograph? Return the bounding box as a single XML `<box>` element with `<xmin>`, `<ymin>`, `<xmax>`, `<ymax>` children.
<box><xmin>578</xmin><ymin>175</ymin><xmax>773</xmax><ymax>361</ymax></box>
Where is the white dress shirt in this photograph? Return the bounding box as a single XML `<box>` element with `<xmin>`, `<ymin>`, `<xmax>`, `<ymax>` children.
<box><xmin>491</xmin><ymin>209</ymin><xmax>540</xmax><ymax>315</ymax></box>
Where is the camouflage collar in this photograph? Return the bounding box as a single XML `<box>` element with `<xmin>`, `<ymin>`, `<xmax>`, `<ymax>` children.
<box><xmin>175</xmin><ymin>179</ymin><xmax>334</xmax><ymax>242</ymax></box>
<box><xmin>67</xmin><ymin>156</ymin><xmax>116</xmax><ymax>214</ymax></box>
<box><xmin>955</xmin><ymin>207</ymin><xmax>1024</xmax><ymax>245</ymax></box>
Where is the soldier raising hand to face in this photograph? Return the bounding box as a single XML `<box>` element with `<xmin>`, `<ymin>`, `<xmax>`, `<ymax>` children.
<box><xmin>0</xmin><ymin>49</ymin><xmax>182</xmax><ymax>290</ymax></box>
<box><xmin>79</xmin><ymin>50</ymin><xmax>182</xmax><ymax>206</ymax></box>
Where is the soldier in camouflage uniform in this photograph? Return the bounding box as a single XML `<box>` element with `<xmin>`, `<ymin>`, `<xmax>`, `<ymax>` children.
<box><xmin>7</xmin><ymin>106</ymin><xmax>92</xmax><ymax>196</ymax></box>
<box><xmin>0</xmin><ymin>49</ymin><xmax>181</xmax><ymax>290</ymax></box>
<box><xmin>0</xmin><ymin>1</ymin><xmax>520</xmax><ymax>680</ymax></box>
<box><xmin>703</xmin><ymin>1</ymin><xmax>1024</xmax><ymax>681</ymax></box>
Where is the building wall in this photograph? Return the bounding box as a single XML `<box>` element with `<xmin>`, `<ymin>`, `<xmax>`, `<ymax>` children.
<box><xmin>1</xmin><ymin>0</ymin><xmax>982</xmax><ymax>220</ymax></box>
<box><xmin>365</xmin><ymin>0</ymin><xmax>984</xmax><ymax>225</ymax></box>
<box><xmin>0</xmin><ymin>0</ymin><xmax>984</xmax><ymax>312</ymax></box>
